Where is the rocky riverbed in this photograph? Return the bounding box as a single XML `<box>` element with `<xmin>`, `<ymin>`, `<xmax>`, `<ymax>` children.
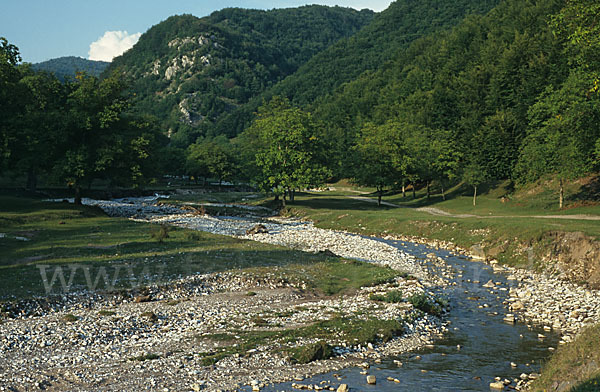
<box><xmin>0</xmin><ymin>198</ymin><xmax>447</xmax><ymax>391</ymax></box>
<box><xmin>383</xmin><ymin>233</ymin><xmax>600</xmax><ymax>340</ymax></box>
<box><xmin>4</xmin><ymin>197</ymin><xmax>599</xmax><ymax>391</ymax></box>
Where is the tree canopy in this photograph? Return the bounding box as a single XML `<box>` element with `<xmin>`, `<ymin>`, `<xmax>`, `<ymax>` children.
<box><xmin>247</xmin><ymin>97</ymin><xmax>330</xmax><ymax>204</ymax></box>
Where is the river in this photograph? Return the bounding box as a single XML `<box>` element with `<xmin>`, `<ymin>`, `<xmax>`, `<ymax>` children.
<box><xmin>249</xmin><ymin>240</ymin><xmax>559</xmax><ymax>391</ymax></box>
<box><xmin>79</xmin><ymin>196</ymin><xmax>560</xmax><ymax>391</ymax></box>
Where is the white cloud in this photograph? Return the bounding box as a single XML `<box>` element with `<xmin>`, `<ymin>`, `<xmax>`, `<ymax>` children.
<box><xmin>88</xmin><ymin>30</ymin><xmax>141</xmax><ymax>62</ymax></box>
<box><xmin>347</xmin><ymin>1</ymin><xmax>393</xmax><ymax>12</ymax></box>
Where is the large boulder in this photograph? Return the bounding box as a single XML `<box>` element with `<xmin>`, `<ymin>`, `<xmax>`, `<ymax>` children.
<box><xmin>246</xmin><ymin>224</ymin><xmax>268</xmax><ymax>235</ymax></box>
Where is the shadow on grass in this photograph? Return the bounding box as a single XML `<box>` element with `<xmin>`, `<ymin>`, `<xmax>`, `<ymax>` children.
<box><xmin>288</xmin><ymin>194</ymin><xmax>395</xmax><ymax>211</ymax></box>
<box><xmin>0</xmin><ymin>247</ymin><xmax>332</xmax><ymax>300</ymax></box>
<box><xmin>285</xmin><ymin>181</ymin><xmax>511</xmax><ymax>212</ymax></box>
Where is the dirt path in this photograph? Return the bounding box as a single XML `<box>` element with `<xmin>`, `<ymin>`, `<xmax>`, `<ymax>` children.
<box><xmin>348</xmin><ymin>196</ymin><xmax>600</xmax><ymax>221</ymax></box>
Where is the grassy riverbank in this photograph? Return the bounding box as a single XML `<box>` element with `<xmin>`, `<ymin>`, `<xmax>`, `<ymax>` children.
<box><xmin>0</xmin><ymin>193</ymin><xmax>398</xmax><ymax>301</ymax></box>
<box><xmin>274</xmin><ymin>178</ymin><xmax>600</xmax><ymax>288</ymax></box>
<box><xmin>264</xmin><ymin>178</ymin><xmax>600</xmax><ymax>392</ymax></box>
<box><xmin>531</xmin><ymin>324</ymin><xmax>600</xmax><ymax>391</ymax></box>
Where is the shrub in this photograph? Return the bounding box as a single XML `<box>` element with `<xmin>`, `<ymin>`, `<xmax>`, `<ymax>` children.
<box><xmin>185</xmin><ymin>231</ymin><xmax>202</xmax><ymax>241</ymax></box>
<box><xmin>141</xmin><ymin>311</ymin><xmax>158</xmax><ymax>322</ymax></box>
<box><xmin>62</xmin><ymin>314</ymin><xmax>78</xmax><ymax>322</ymax></box>
<box><xmin>407</xmin><ymin>293</ymin><xmax>442</xmax><ymax>316</ymax></box>
<box><xmin>369</xmin><ymin>289</ymin><xmax>403</xmax><ymax>303</ymax></box>
<box><xmin>291</xmin><ymin>341</ymin><xmax>333</xmax><ymax>364</ymax></box>
<box><xmin>151</xmin><ymin>224</ymin><xmax>171</xmax><ymax>242</ymax></box>
<box><xmin>129</xmin><ymin>353</ymin><xmax>160</xmax><ymax>361</ymax></box>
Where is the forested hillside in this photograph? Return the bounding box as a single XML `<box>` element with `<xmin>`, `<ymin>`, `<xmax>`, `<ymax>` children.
<box><xmin>108</xmin><ymin>6</ymin><xmax>375</xmax><ymax>146</ymax></box>
<box><xmin>305</xmin><ymin>0</ymin><xmax>600</xmax><ymax>200</ymax></box>
<box><xmin>308</xmin><ymin>0</ymin><xmax>569</xmax><ymax>179</ymax></box>
<box><xmin>2</xmin><ymin>0</ymin><xmax>599</xmax><ymax>207</ymax></box>
<box><xmin>214</xmin><ymin>0</ymin><xmax>500</xmax><ymax>137</ymax></box>
<box><xmin>31</xmin><ymin>56</ymin><xmax>109</xmax><ymax>81</ymax></box>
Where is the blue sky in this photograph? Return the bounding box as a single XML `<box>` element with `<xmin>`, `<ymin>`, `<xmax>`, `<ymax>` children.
<box><xmin>2</xmin><ymin>0</ymin><xmax>393</xmax><ymax>64</ymax></box>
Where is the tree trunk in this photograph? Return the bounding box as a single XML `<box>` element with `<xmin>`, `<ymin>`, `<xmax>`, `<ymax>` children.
<box><xmin>402</xmin><ymin>183</ymin><xmax>406</xmax><ymax>198</ymax></box>
<box><xmin>26</xmin><ymin>168</ymin><xmax>37</xmax><ymax>192</ymax></box>
<box><xmin>282</xmin><ymin>193</ymin><xmax>286</xmax><ymax>207</ymax></box>
<box><xmin>74</xmin><ymin>185</ymin><xmax>82</xmax><ymax>205</ymax></box>
<box><xmin>378</xmin><ymin>190</ymin><xmax>382</xmax><ymax>207</ymax></box>
<box><xmin>291</xmin><ymin>189</ymin><xmax>295</xmax><ymax>202</ymax></box>
<box><xmin>426</xmin><ymin>181</ymin><xmax>430</xmax><ymax>200</ymax></box>
<box><xmin>412</xmin><ymin>184</ymin><xmax>416</xmax><ymax>199</ymax></box>
<box><xmin>473</xmin><ymin>185</ymin><xmax>477</xmax><ymax>206</ymax></box>
<box><xmin>559</xmin><ymin>178</ymin><xmax>564</xmax><ymax>209</ymax></box>
<box><xmin>441</xmin><ymin>183</ymin><xmax>445</xmax><ymax>201</ymax></box>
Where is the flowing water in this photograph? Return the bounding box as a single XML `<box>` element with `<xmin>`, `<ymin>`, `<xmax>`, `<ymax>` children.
<box><xmin>74</xmin><ymin>197</ymin><xmax>559</xmax><ymax>391</ymax></box>
<box><xmin>250</xmin><ymin>239</ymin><xmax>559</xmax><ymax>391</ymax></box>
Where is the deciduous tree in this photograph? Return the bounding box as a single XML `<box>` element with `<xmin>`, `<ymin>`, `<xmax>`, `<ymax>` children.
<box><xmin>250</xmin><ymin>97</ymin><xmax>329</xmax><ymax>205</ymax></box>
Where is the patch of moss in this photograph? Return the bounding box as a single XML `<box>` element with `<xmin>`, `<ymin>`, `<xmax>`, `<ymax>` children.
<box><xmin>369</xmin><ymin>289</ymin><xmax>403</xmax><ymax>303</ymax></box>
<box><xmin>290</xmin><ymin>341</ymin><xmax>333</xmax><ymax>364</ymax></box>
<box><xmin>129</xmin><ymin>353</ymin><xmax>160</xmax><ymax>361</ymax></box>
<box><xmin>62</xmin><ymin>314</ymin><xmax>78</xmax><ymax>322</ymax></box>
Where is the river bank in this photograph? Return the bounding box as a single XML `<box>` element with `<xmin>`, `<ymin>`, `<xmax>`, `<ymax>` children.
<box><xmin>0</xmin><ymin>197</ymin><xmax>447</xmax><ymax>391</ymax></box>
<box><xmin>2</xmin><ymin>196</ymin><xmax>599</xmax><ymax>391</ymax></box>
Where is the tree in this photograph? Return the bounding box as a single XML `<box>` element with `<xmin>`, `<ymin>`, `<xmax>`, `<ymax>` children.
<box><xmin>56</xmin><ymin>71</ymin><xmax>128</xmax><ymax>203</ymax></box>
<box><xmin>515</xmin><ymin>69</ymin><xmax>600</xmax><ymax>208</ymax></box>
<box><xmin>551</xmin><ymin>0</ymin><xmax>600</xmax><ymax>71</ymax></box>
<box><xmin>0</xmin><ymin>37</ymin><xmax>25</xmax><ymax>169</ymax></box>
<box><xmin>352</xmin><ymin>121</ymin><xmax>405</xmax><ymax>206</ymax></box>
<box><xmin>403</xmin><ymin>126</ymin><xmax>459</xmax><ymax>201</ymax></box>
<box><xmin>249</xmin><ymin>97</ymin><xmax>329</xmax><ymax>205</ymax></box>
<box><xmin>55</xmin><ymin>71</ymin><xmax>161</xmax><ymax>202</ymax></box>
<box><xmin>462</xmin><ymin>160</ymin><xmax>489</xmax><ymax>206</ymax></box>
<box><xmin>472</xmin><ymin>110</ymin><xmax>520</xmax><ymax>181</ymax></box>
<box><xmin>431</xmin><ymin>134</ymin><xmax>462</xmax><ymax>201</ymax></box>
<box><xmin>186</xmin><ymin>140</ymin><xmax>235</xmax><ymax>186</ymax></box>
<box><xmin>9</xmin><ymin>66</ymin><xmax>66</xmax><ymax>190</ymax></box>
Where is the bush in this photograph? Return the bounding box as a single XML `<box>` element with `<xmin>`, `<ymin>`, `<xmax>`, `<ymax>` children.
<box><xmin>141</xmin><ymin>311</ymin><xmax>158</xmax><ymax>322</ymax></box>
<box><xmin>407</xmin><ymin>293</ymin><xmax>442</xmax><ymax>316</ymax></box>
<box><xmin>291</xmin><ymin>341</ymin><xmax>333</xmax><ymax>364</ymax></box>
<box><xmin>185</xmin><ymin>231</ymin><xmax>202</xmax><ymax>241</ymax></box>
<box><xmin>129</xmin><ymin>353</ymin><xmax>160</xmax><ymax>361</ymax></box>
<box><xmin>151</xmin><ymin>224</ymin><xmax>171</xmax><ymax>242</ymax></box>
<box><xmin>62</xmin><ymin>314</ymin><xmax>78</xmax><ymax>322</ymax></box>
<box><xmin>369</xmin><ymin>289</ymin><xmax>403</xmax><ymax>303</ymax></box>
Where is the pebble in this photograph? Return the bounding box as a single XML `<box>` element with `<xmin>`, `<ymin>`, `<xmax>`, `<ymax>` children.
<box><xmin>0</xmin><ymin>197</ymin><xmax>443</xmax><ymax>391</ymax></box>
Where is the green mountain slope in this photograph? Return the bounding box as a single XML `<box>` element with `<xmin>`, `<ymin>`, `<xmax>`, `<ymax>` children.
<box><xmin>108</xmin><ymin>6</ymin><xmax>374</xmax><ymax>145</ymax></box>
<box><xmin>312</xmin><ymin>0</ymin><xmax>568</xmax><ymax>178</ymax></box>
<box><xmin>31</xmin><ymin>56</ymin><xmax>109</xmax><ymax>81</ymax></box>
<box><xmin>214</xmin><ymin>0</ymin><xmax>500</xmax><ymax>137</ymax></box>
